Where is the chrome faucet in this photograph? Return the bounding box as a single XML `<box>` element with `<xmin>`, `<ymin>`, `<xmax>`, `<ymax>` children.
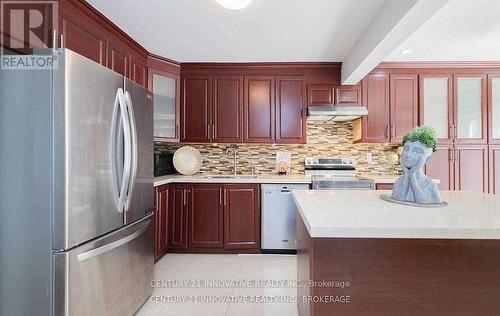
<box><xmin>226</xmin><ymin>148</ymin><xmax>238</xmax><ymax>175</ymax></box>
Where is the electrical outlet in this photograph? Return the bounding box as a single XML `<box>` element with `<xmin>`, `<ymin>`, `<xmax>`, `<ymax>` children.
<box><xmin>366</xmin><ymin>153</ymin><xmax>373</xmax><ymax>163</ymax></box>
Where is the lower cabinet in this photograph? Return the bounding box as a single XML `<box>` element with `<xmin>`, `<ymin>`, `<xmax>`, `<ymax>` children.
<box><xmin>188</xmin><ymin>185</ymin><xmax>224</xmax><ymax>248</ymax></box>
<box><xmin>169</xmin><ymin>183</ymin><xmax>260</xmax><ymax>252</ymax></box>
<box><xmin>424</xmin><ymin>144</ymin><xmax>454</xmax><ymax>190</ymax></box>
<box><xmin>154</xmin><ymin>184</ymin><xmax>169</xmax><ymax>262</ymax></box>
<box><xmin>224</xmin><ymin>184</ymin><xmax>260</xmax><ymax>249</ymax></box>
<box><xmin>168</xmin><ymin>184</ymin><xmax>188</xmax><ymax>249</ymax></box>
<box><xmin>454</xmin><ymin>145</ymin><xmax>489</xmax><ymax>193</ymax></box>
<box><xmin>423</xmin><ymin>144</ymin><xmax>489</xmax><ymax>193</ymax></box>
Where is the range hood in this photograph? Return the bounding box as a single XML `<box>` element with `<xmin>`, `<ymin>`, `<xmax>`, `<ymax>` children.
<box><xmin>307</xmin><ymin>104</ymin><xmax>368</xmax><ymax>122</ymax></box>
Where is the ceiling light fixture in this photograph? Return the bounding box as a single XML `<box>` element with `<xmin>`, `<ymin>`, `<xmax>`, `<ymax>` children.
<box><xmin>400</xmin><ymin>49</ymin><xmax>412</xmax><ymax>55</ymax></box>
<box><xmin>216</xmin><ymin>0</ymin><xmax>252</xmax><ymax>10</ymax></box>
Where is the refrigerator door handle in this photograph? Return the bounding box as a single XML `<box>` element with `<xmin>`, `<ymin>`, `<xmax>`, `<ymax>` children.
<box><xmin>77</xmin><ymin>216</ymin><xmax>152</xmax><ymax>261</ymax></box>
<box><xmin>111</xmin><ymin>88</ymin><xmax>131</xmax><ymax>213</ymax></box>
<box><xmin>124</xmin><ymin>90</ymin><xmax>138</xmax><ymax>212</ymax></box>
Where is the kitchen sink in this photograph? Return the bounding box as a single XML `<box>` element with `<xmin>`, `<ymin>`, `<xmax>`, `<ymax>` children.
<box><xmin>202</xmin><ymin>174</ymin><xmax>258</xmax><ymax>179</ymax></box>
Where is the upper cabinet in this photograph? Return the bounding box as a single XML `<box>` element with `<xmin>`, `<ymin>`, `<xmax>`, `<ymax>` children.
<box><xmin>454</xmin><ymin>75</ymin><xmax>487</xmax><ymax>143</ymax></box>
<box><xmin>213</xmin><ymin>76</ymin><xmax>244</xmax><ymax>143</ymax></box>
<box><xmin>357</xmin><ymin>73</ymin><xmax>390</xmax><ymax>143</ymax></box>
<box><xmin>181</xmin><ymin>76</ymin><xmax>212</xmax><ymax>143</ymax></box>
<box><xmin>390</xmin><ymin>74</ymin><xmax>418</xmax><ymax>143</ymax></box>
<box><xmin>58</xmin><ymin>1</ymin><xmax>148</xmax><ymax>87</ymax></box>
<box><xmin>307</xmin><ymin>85</ymin><xmax>334</xmax><ymax>106</ymax></box>
<box><xmin>306</xmin><ymin>84</ymin><xmax>361</xmax><ymax>107</ymax></box>
<box><xmin>181</xmin><ymin>71</ymin><xmax>306</xmax><ymax>144</ymax></box>
<box><xmin>275</xmin><ymin>76</ymin><xmax>306</xmax><ymax>144</ymax></box>
<box><xmin>148</xmin><ymin>56</ymin><xmax>180</xmax><ymax>142</ymax></box>
<box><xmin>489</xmin><ymin>75</ymin><xmax>500</xmax><ymax>144</ymax></box>
<box><xmin>335</xmin><ymin>85</ymin><xmax>362</xmax><ymax>105</ymax></box>
<box><xmin>243</xmin><ymin>76</ymin><xmax>275</xmax><ymax>143</ymax></box>
<box><xmin>419</xmin><ymin>75</ymin><xmax>453</xmax><ymax>143</ymax></box>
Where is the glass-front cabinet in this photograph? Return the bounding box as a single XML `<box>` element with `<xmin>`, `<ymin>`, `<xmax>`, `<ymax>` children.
<box><xmin>150</xmin><ymin>70</ymin><xmax>180</xmax><ymax>142</ymax></box>
<box><xmin>420</xmin><ymin>74</ymin><xmax>487</xmax><ymax>143</ymax></box>
<box><xmin>420</xmin><ymin>75</ymin><xmax>453</xmax><ymax>142</ymax></box>
<box><xmin>455</xmin><ymin>75</ymin><xmax>487</xmax><ymax>143</ymax></box>
<box><xmin>490</xmin><ymin>75</ymin><xmax>500</xmax><ymax>143</ymax></box>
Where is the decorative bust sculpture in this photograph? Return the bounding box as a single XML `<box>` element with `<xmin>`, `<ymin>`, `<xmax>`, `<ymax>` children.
<box><xmin>391</xmin><ymin>126</ymin><xmax>443</xmax><ymax>205</ymax></box>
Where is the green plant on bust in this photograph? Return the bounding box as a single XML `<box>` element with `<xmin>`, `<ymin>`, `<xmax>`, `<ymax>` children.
<box><xmin>391</xmin><ymin>126</ymin><xmax>443</xmax><ymax>205</ymax></box>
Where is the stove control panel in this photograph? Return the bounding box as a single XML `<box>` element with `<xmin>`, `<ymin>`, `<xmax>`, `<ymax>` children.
<box><xmin>305</xmin><ymin>157</ymin><xmax>355</xmax><ymax>168</ymax></box>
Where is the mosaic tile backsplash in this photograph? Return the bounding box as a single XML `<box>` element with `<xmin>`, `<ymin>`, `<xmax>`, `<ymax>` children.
<box><xmin>155</xmin><ymin>122</ymin><xmax>402</xmax><ymax>177</ymax></box>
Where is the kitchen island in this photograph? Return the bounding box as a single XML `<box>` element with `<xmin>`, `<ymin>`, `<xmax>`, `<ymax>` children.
<box><xmin>292</xmin><ymin>190</ymin><xmax>500</xmax><ymax>316</ymax></box>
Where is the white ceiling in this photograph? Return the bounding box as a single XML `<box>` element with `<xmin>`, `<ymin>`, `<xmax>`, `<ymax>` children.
<box><xmin>384</xmin><ymin>0</ymin><xmax>500</xmax><ymax>61</ymax></box>
<box><xmin>86</xmin><ymin>0</ymin><xmax>386</xmax><ymax>62</ymax></box>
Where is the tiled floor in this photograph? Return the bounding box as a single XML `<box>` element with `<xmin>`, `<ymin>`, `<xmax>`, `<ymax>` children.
<box><xmin>136</xmin><ymin>253</ymin><xmax>299</xmax><ymax>316</ymax></box>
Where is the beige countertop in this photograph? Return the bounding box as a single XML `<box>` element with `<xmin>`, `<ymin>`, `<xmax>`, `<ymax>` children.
<box><xmin>154</xmin><ymin>173</ymin><xmax>438</xmax><ymax>187</ymax></box>
<box><xmin>292</xmin><ymin>190</ymin><xmax>500</xmax><ymax>239</ymax></box>
<box><xmin>154</xmin><ymin>174</ymin><xmax>312</xmax><ymax>186</ymax></box>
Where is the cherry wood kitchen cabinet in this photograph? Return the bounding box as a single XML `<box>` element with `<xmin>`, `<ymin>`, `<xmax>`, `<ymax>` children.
<box><xmin>335</xmin><ymin>85</ymin><xmax>361</xmax><ymax>105</ymax></box>
<box><xmin>58</xmin><ymin>1</ymin><xmax>148</xmax><ymax>87</ymax></box>
<box><xmin>213</xmin><ymin>76</ymin><xmax>244</xmax><ymax>143</ymax></box>
<box><xmin>488</xmin><ymin>74</ymin><xmax>500</xmax><ymax>144</ymax></box>
<box><xmin>307</xmin><ymin>84</ymin><xmax>335</xmax><ymax>106</ymax></box>
<box><xmin>181</xmin><ymin>75</ymin><xmax>212</xmax><ymax>142</ymax></box>
<box><xmin>423</xmin><ymin>144</ymin><xmax>454</xmax><ymax>190</ymax></box>
<box><xmin>359</xmin><ymin>73</ymin><xmax>390</xmax><ymax>143</ymax></box>
<box><xmin>107</xmin><ymin>38</ymin><xmax>130</xmax><ymax>78</ymax></box>
<box><xmin>390</xmin><ymin>74</ymin><xmax>418</xmax><ymax>143</ymax></box>
<box><xmin>58</xmin><ymin>2</ymin><xmax>107</xmax><ymax>65</ymax></box>
<box><xmin>223</xmin><ymin>184</ymin><xmax>260</xmax><ymax>250</ymax></box>
<box><xmin>188</xmin><ymin>185</ymin><xmax>224</xmax><ymax>248</ymax></box>
<box><xmin>454</xmin><ymin>75</ymin><xmax>488</xmax><ymax>144</ymax></box>
<box><xmin>148</xmin><ymin>56</ymin><xmax>181</xmax><ymax>142</ymax></box>
<box><xmin>131</xmin><ymin>51</ymin><xmax>147</xmax><ymax>87</ymax></box>
<box><xmin>307</xmin><ymin>84</ymin><xmax>361</xmax><ymax>106</ymax></box>
<box><xmin>454</xmin><ymin>144</ymin><xmax>489</xmax><ymax>192</ymax></box>
<box><xmin>154</xmin><ymin>185</ymin><xmax>169</xmax><ymax>262</ymax></box>
<box><xmin>167</xmin><ymin>183</ymin><xmax>260</xmax><ymax>252</ymax></box>
<box><xmin>243</xmin><ymin>76</ymin><xmax>276</xmax><ymax>143</ymax></box>
<box><xmin>168</xmin><ymin>185</ymin><xmax>188</xmax><ymax>249</ymax></box>
<box><xmin>490</xmin><ymin>145</ymin><xmax>500</xmax><ymax>194</ymax></box>
<box><xmin>275</xmin><ymin>76</ymin><xmax>306</xmax><ymax>143</ymax></box>
<box><xmin>419</xmin><ymin>74</ymin><xmax>454</xmax><ymax>143</ymax></box>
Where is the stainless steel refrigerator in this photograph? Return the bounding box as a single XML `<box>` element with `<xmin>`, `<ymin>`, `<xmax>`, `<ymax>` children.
<box><xmin>0</xmin><ymin>49</ymin><xmax>154</xmax><ymax>315</ymax></box>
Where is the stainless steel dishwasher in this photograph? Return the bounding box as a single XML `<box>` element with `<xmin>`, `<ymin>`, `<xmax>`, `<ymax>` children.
<box><xmin>261</xmin><ymin>183</ymin><xmax>310</xmax><ymax>253</ymax></box>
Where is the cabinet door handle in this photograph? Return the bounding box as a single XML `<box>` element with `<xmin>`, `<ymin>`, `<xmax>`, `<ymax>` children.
<box><xmin>449</xmin><ymin>148</ymin><xmax>453</xmax><ymax>162</ymax></box>
<box><xmin>207</xmin><ymin>124</ymin><xmax>211</xmax><ymax>139</ymax></box>
<box><xmin>454</xmin><ymin>126</ymin><xmax>458</xmax><ymax>138</ymax></box>
<box><xmin>219</xmin><ymin>188</ymin><xmax>222</xmax><ymax>205</ymax></box>
<box><xmin>52</xmin><ymin>29</ymin><xmax>57</xmax><ymax>49</ymax></box>
<box><xmin>213</xmin><ymin>124</ymin><xmax>216</xmax><ymax>140</ymax></box>
<box><xmin>391</xmin><ymin>124</ymin><xmax>395</xmax><ymax>138</ymax></box>
<box><xmin>223</xmin><ymin>189</ymin><xmax>227</xmax><ymax>206</ymax></box>
<box><xmin>384</xmin><ymin>125</ymin><xmax>389</xmax><ymax>138</ymax></box>
<box><xmin>183</xmin><ymin>189</ymin><xmax>187</xmax><ymax>206</ymax></box>
<box><xmin>176</xmin><ymin>124</ymin><xmax>179</xmax><ymax>139</ymax></box>
<box><xmin>455</xmin><ymin>149</ymin><xmax>459</xmax><ymax>163</ymax></box>
<box><xmin>449</xmin><ymin>126</ymin><xmax>454</xmax><ymax>139</ymax></box>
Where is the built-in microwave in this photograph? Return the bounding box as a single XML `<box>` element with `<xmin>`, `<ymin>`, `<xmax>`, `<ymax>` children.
<box><xmin>154</xmin><ymin>152</ymin><xmax>176</xmax><ymax>177</ymax></box>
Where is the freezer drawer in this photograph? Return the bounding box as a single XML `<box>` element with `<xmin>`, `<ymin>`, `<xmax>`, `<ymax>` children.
<box><xmin>53</xmin><ymin>214</ymin><xmax>154</xmax><ymax>316</ymax></box>
<box><xmin>261</xmin><ymin>184</ymin><xmax>310</xmax><ymax>251</ymax></box>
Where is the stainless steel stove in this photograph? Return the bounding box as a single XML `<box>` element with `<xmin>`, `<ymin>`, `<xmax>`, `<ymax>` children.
<box><xmin>305</xmin><ymin>157</ymin><xmax>374</xmax><ymax>190</ymax></box>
